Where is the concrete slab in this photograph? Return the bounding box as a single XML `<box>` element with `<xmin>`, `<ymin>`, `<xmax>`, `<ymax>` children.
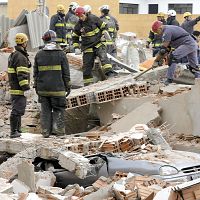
<box><xmin>11</xmin><ymin>179</ymin><xmax>30</xmax><ymax>194</ymax></box>
<box><xmin>0</xmin><ymin>178</ymin><xmax>13</xmax><ymax>193</ymax></box>
<box><xmin>35</xmin><ymin>171</ymin><xmax>56</xmax><ymax>188</ymax></box>
<box><xmin>110</xmin><ymin>102</ymin><xmax>161</xmax><ymax>133</ymax></box>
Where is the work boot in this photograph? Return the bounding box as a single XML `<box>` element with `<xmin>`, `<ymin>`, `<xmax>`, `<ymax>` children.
<box><xmin>10</xmin><ymin>115</ymin><xmax>21</xmax><ymax>138</ymax></box>
<box><xmin>164</xmin><ymin>78</ymin><xmax>173</xmax><ymax>86</ymax></box>
<box><xmin>17</xmin><ymin>115</ymin><xmax>22</xmax><ymax>133</ymax></box>
<box><xmin>105</xmin><ymin>70</ymin><xmax>117</xmax><ymax>78</ymax></box>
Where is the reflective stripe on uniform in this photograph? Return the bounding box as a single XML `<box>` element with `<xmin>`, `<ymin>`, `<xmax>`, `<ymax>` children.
<box><xmin>73</xmin><ymin>43</ymin><xmax>79</xmax><ymax>48</ymax></box>
<box><xmin>66</xmin><ymin>33</ymin><xmax>72</xmax><ymax>39</ymax></box>
<box><xmin>66</xmin><ymin>23</ymin><xmax>75</xmax><ymax>28</ymax></box>
<box><xmin>147</xmin><ymin>38</ymin><xmax>152</xmax><ymax>43</ymax></box>
<box><xmin>100</xmin><ymin>22</ymin><xmax>106</xmax><ymax>29</ymax></box>
<box><xmin>10</xmin><ymin>90</ymin><xmax>24</xmax><ymax>95</ymax></box>
<box><xmin>8</xmin><ymin>67</ymin><xmax>16</xmax><ymax>74</ymax></box>
<box><xmin>153</xmin><ymin>43</ymin><xmax>161</xmax><ymax>47</ymax></box>
<box><xmin>38</xmin><ymin>91</ymin><xmax>66</xmax><ymax>96</ymax></box>
<box><xmin>84</xmin><ymin>48</ymin><xmax>93</xmax><ymax>53</ymax></box>
<box><xmin>19</xmin><ymin>80</ymin><xmax>29</xmax><ymax>87</ymax></box>
<box><xmin>16</xmin><ymin>66</ymin><xmax>30</xmax><ymax>74</ymax></box>
<box><xmin>38</xmin><ymin>65</ymin><xmax>61</xmax><ymax>71</ymax></box>
<box><xmin>108</xmin><ymin>27</ymin><xmax>115</xmax><ymax>32</ymax></box>
<box><xmin>84</xmin><ymin>28</ymin><xmax>100</xmax><ymax>37</ymax></box>
<box><xmin>56</xmin><ymin>38</ymin><xmax>66</xmax><ymax>42</ymax></box>
<box><xmin>55</xmin><ymin>23</ymin><xmax>65</xmax><ymax>27</ymax></box>
<box><xmin>72</xmin><ymin>32</ymin><xmax>79</xmax><ymax>37</ymax></box>
<box><xmin>95</xmin><ymin>43</ymin><xmax>103</xmax><ymax>48</ymax></box>
<box><xmin>104</xmin><ymin>41</ymin><xmax>114</xmax><ymax>45</ymax></box>
<box><xmin>83</xmin><ymin>78</ymin><xmax>93</xmax><ymax>84</ymax></box>
<box><xmin>102</xmin><ymin>64</ymin><xmax>112</xmax><ymax>70</ymax></box>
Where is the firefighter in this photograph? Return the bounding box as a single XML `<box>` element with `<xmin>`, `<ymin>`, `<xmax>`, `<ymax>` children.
<box><xmin>152</xmin><ymin>21</ymin><xmax>199</xmax><ymax>85</ymax></box>
<box><xmin>146</xmin><ymin>12</ymin><xmax>166</xmax><ymax>57</ymax></box>
<box><xmin>99</xmin><ymin>5</ymin><xmax>119</xmax><ymax>58</ymax></box>
<box><xmin>65</xmin><ymin>2</ymin><xmax>79</xmax><ymax>48</ymax></box>
<box><xmin>166</xmin><ymin>10</ymin><xmax>179</xmax><ymax>26</ymax></box>
<box><xmin>33</xmin><ymin>30</ymin><xmax>70</xmax><ymax>138</ymax></box>
<box><xmin>72</xmin><ymin>7</ymin><xmax>114</xmax><ymax>86</ymax></box>
<box><xmin>50</xmin><ymin>4</ymin><xmax>66</xmax><ymax>44</ymax></box>
<box><xmin>83</xmin><ymin>5</ymin><xmax>92</xmax><ymax>15</ymax></box>
<box><xmin>181</xmin><ymin>12</ymin><xmax>200</xmax><ymax>34</ymax></box>
<box><xmin>8</xmin><ymin>33</ymin><xmax>31</xmax><ymax>138</ymax></box>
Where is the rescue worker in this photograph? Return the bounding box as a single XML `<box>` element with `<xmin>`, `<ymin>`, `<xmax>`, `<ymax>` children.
<box><xmin>192</xmin><ymin>31</ymin><xmax>200</xmax><ymax>64</ymax></box>
<box><xmin>166</xmin><ymin>10</ymin><xmax>179</xmax><ymax>26</ymax></box>
<box><xmin>33</xmin><ymin>30</ymin><xmax>70</xmax><ymax>138</ymax></box>
<box><xmin>146</xmin><ymin>12</ymin><xmax>166</xmax><ymax>57</ymax></box>
<box><xmin>83</xmin><ymin>5</ymin><xmax>92</xmax><ymax>15</ymax></box>
<box><xmin>181</xmin><ymin>12</ymin><xmax>200</xmax><ymax>34</ymax></box>
<box><xmin>99</xmin><ymin>5</ymin><xmax>119</xmax><ymax>57</ymax></box>
<box><xmin>65</xmin><ymin>2</ymin><xmax>79</xmax><ymax>48</ymax></box>
<box><xmin>8</xmin><ymin>33</ymin><xmax>31</xmax><ymax>138</ymax></box>
<box><xmin>50</xmin><ymin>4</ymin><xmax>66</xmax><ymax>44</ymax></box>
<box><xmin>151</xmin><ymin>21</ymin><xmax>199</xmax><ymax>85</ymax></box>
<box><xmin>72</xmin><ymin>7</ymin><xmax>113</xmax><ymax>86</ymax></box>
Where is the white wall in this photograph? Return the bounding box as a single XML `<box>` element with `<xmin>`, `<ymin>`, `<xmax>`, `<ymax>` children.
<box><xmin>120</xmin><ymin>0</ymin><xmax>200</xmax><ymax>14</ymax></box>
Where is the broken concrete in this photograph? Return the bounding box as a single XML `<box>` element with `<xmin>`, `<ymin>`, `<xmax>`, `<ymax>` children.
<box><xmin>0</xmin><ymin>178</ymin><xmax>13</xmax><ymax>193</ymax></box>
<box><xmin>35</xmin><ymin>171</ymin><xmax>56</xmax><ymax>188</ymax></box>
<box><xmin>11</xmin><ymin>179</ymin><xmax>30</xmax><ymax>194</ymax></box>
<box><xmin>110</xmin><ymin>102</ymin><xmax>161</xmax><ymax>133</ymax></box>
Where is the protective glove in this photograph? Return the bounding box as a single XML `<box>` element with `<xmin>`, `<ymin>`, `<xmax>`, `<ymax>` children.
<box><xmin>24</xmin><ymin>90</ymin><xmax>31</xmax><ymax>98</ymax></box>
<box><xmin>196</xmin><ymin>16</ymin><xmax>200</xmax><ymax>21</ymax></box>
<box><xmin>100</xmin><ymin>34</ymin><xmax>106</xmax><ymax>42</ymax></box>
<box><xmin>66</xmin><ymin>86</ymin><xmax>71</xmax><ymax>97</ymax></box>
<box><xmin>75</xmin><ymin>48</ymin><xmax>82</xmax><ymax>55</ymax></box>
<box><xmin>146</xmin><ymin>42</ymin><xmax>150</xmax><ymax>48</ymax></box>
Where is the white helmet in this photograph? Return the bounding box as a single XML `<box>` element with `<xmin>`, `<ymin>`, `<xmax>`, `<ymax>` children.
<box><xmin>167</xmin><ymin>9</ymin><xmax>176</xmax><ymax>16</ymax></box>
<box><xmin>69</xmin><ymin>2</ymin><xmax>79</xmax><ymax>10</ymax></box>
<box><xmin>83</xmin><ymin>5</ymin><xmax>92</xmax><ymax>13</ymax></box>
<box><xmin>99</xmin><ymin>5</ymin><xmax>110</xmax><ymax>11</ymax></box>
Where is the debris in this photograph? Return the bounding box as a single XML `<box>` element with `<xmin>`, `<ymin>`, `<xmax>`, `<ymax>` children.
<box><xmin>0</xmin><ymin>178</ymin><xmax>13</xmax><ymax>193</ymax></box>
<box><xmin>11</xmin><ymin>179</ymin><xmax>30</xmax><ymax>194</ymax></box>
<box><xmin>35</xmin><ymin>171</ymin><xmax>56</xmax><ymax>188</ymax></box>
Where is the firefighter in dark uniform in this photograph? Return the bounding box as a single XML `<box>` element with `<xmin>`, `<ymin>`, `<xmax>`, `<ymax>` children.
<box><xmin>72</xmin><ymin>7</ymin><xmax>113</xmax><ymax>86</ymax></box>
<box><xmin>50</xmin><ymin>4</ymin><xmax>66</xmax><ymax>44</ymax></box>
<box><xmin>65</xmin><ymin>2</ymin><xmax>79</xmax><ymax>49</ymax></box>
<box><xmin>99</xmin><ymin>5</ymin><xmax>119</xmax><ymax>58</ymax></box>
<box><xmin>33</xmin><ymin>30</ymin><xmax>70</xmax><ymax>138</ymax></box>
<box><xmin>8</xmin><ymin>33</ymin><xmax>31</xmax><ymax>138</ymax></box>
<box><xmin>146</xmin><ymin>12</ymin><xmax>166</xmax><ymax>57</ymax></box>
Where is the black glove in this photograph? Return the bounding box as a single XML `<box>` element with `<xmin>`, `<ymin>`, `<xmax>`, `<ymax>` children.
<box><xmin>196</xmin><ymin>16</ymin><xmax>200</xmax><ymax>21</ymax></box>
<box><xmin>146</xmin><ymin>41</ymin><xmax>150</xmax><ymax>48</ymax></box>
<box><xmin>66</xmin><ymin>86</ymin><xmax>71</xmax><ymax>97</ymax></box>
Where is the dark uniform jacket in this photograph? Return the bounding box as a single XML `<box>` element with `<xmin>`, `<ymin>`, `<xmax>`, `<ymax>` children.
<box><xmin>65</xmin><ymin>10</ymin><xmax>79</xmax><ymax>31</ymax></box>
<box><xmin>181</xmin><ymin>19</ymin><xmax>199</xmax><ymax>34</ymax></box>
<box><xmin>8</xmin><ymin>46</ymin><xmax>31</xmax><ymax>95</ymax></box>
<box><xmin>167</xmin><ymin>16</ymin><xmax>180</xmax><ymax>26</ymax></box>
<box><xmin>50</xmin><ymin>13</ymin><xmax>66</xmax><ymax>43</ymax></box>
<box><xmin>72</xmin><ymin>14</ymin><xmax>107</xmax><ymax>51</ymax></box>
<box><xmin>33</xmin><ymin>45</ymin><xmax>70</xmax><ymax>97</ymax></box>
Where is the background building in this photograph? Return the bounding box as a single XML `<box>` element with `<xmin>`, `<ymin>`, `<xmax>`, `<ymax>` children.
<box><xmin>6</xmin><ymin>0</ymin><xmax>200</xmax><ymax>38</ymax></box>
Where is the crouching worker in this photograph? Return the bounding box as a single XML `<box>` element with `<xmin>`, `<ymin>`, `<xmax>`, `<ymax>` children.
<box><xmin>33</xmin><ymin>30</ymin><xmax>70</xmax><ymax>138</ymax></box>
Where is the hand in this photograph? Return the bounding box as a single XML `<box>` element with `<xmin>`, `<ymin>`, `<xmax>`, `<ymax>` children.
<box><xmin>66</xmin><ymin>86</ymin><xmax>71</xmax><ymax>97</ymax></box>
<box><xmin>146</xmin><ymin>42</ymin><xmax>150</xmax><ymax>48</ymax></box>
<box><xmin>75</xmin><ymin>48</ymin><xmax>81</xmax><ymax>55</ymax></box>
<box><xmin>196</xmin><ymin>16</ymin><xmax>200</xmax><ymax>21</ymax></box>
<box><xmin>24</xmin><ymin>90</ymin><xmax>31</xmax><ymax>98</ymax></box>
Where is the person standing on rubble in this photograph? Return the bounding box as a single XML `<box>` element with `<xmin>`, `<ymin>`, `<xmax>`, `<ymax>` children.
<box><xmin>8</xmin><ymin>33</ymin><xmax>31</xmax><ymax>138</ymax></box>
<box><xmin>181</xmin><ymin>12</ymin><xmax>200</xmax><ymax>34</ymax></box>
<box><xmin>151</xmin><ymin>21</ymin><xmax>199</xmax><ymax>85</ymax></box>
<box><xmin>146</xmin><ymin>12</ymin><xmax>166</xmax><ymax>57</ymax></box>
<box><xmin>72</xmin><ymin>6</ymin><xmax>114</xmax><ymax>86</ymax></box>
<box><xmin>33</xmin><ymin>30</ymin><xmax>70</xmax><ymax>138</ymax></box>
<box><xmin>50</xmin><ymin>4</ymin><xmax>66</xmax><ymax>44</ymax></box>
<box><xmin>166</xmin><ymin>10</ymin><xmax>179</xmax><ymax>26</ymax></box>
<box><xmin>99</xmin><ymin>5</ymin><xmax>119</xmax><ymax>58</ymax></box>
<box><xmin>65</xmin><ymin>2</ymin><xmax>79</xmax><ymax>51</ymax></box>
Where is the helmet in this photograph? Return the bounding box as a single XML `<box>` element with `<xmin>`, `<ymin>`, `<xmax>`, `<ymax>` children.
<box><xmin>99</xmin><ymin>5</ymin><xmax>110</xmax><ymax>11</ymax></box>
<box><xmin>152</xmin><ymin>21</ymin><xmax>163</xmax><ymax>32</ymax></box>
<box><xmin>57</xmin><ymin>4</ymin><xmax>65</xmax><ymax>12</ymax></box>
<box><xmin>183</xmin><ymin>12</ymin><xmax>192</xmax><ymax>18</ymax></box>
<box><xmin>69</xmin><ymin>2</ymin><xmax>79</xmax><ymax>10</ymax></box>
<box><xmin>157</xmin><ymin>12</ymin><xmax>165</xmax><ymax>17</ymax></box>
<box><xmin>83</xmin><ymin>5</ymin><xmax>92</xmax><ymax>13</ymax></box>
<box><xmin>75</xmin><ymin>7</ymin><xmax>85</xmax><ymax>17</ymax></box>
<box><xmin>167</xmin><ymin>9</ymin><xmax>176</xmax><ymax>16</ymax></box>
<box><xmin>42</xmin><ymin>30</ymin><xmax>57</xmax><ymax>43</ymax></box>
<box><xmin>15</xmin><ymin>33</ymin><xmax>28</xmax><ymax>44</ymax></box>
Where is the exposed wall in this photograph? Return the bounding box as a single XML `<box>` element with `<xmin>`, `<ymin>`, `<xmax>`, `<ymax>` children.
<box><xmin>0</xmin><ymin>3</ymin><xmax>7</xmax><ymax>16</ymax></box>
<box><xmin>7</xmin><ymin>0</ymin><xmax>200</xmax><ymax>39</ymax></box>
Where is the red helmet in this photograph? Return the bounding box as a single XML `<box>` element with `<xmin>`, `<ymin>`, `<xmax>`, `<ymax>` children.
<box><xmin>42</xmin><ymin>30</ymin><xmax>56</xmax><ymax>43</ymax></box>
<box><xmin>75</xmin><ymin>7</ymin><xmax>85</xmax><ymax>17</ymax></box>
<box><xmin>152</xmin><ymin>20</ymin><xmax>163</xmax><ymax>32</ymax></box>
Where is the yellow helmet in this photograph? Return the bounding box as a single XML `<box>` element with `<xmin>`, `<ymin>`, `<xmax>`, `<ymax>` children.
<box><xmin>15</xmin><ymin>33</ymin><xmax>28</xmax><ymax>44</ymax></box>
<box><xmin>57</xmin><ymin>4</ymin><xmax>65</xmax><ymax>12</ymax></box>
<box><xmin>183</xmin><ymin>12</ymin><xmax>192</xmax><ymax>18</ymax></box>
<box><xmin>157</xmin><ymin>12</ymin><xmax>165</xmax><ymax>17</ymax></box>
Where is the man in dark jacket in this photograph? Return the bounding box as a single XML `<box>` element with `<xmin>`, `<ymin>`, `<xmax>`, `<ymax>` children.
<box><xmin>33</xmin><ymin>30</ymin><xmax>70</xmax><ymax>138</ymax></box>
<box><xmin>99</xmin><ymin>5</ymin><xmax>119</xmax><ymax>57</ymax></box>
<box><xmin>65</xmin><ymin>2</ymin><xmax>79</xmax><ymax>49</ymax></box>
<box><xmin>167</xmin><ymin>10</ymin><xmax>179</xmax><ymax>26</ymax></box>
<box><xmin>72</xmin><ymin>7</ymin><xmax>113</xmax><ymax>86</ymax></box>
<box><xmin>50</xmin><ymin>4</ymin><xmax>66</xmax><ymax>44</ymax></box>
<box><xmin>8</xmin><ymin>33</ymin><xmax>31</xmax><ymax>138</ymax></box>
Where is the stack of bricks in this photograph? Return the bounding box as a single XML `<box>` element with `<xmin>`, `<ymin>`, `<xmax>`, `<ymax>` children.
<box><xmin>66</xmin><ymin>53</ymin><xmax>83</xmax><ymax>70</ymax></box>
<box><xmin>114</xmin><ymin>189</ymin><xmax>138</xmax><ymax>200</ymax></box>
<box><xmin>113</xmin><ymin>171</ymin><xmax>128</xmax><ymax>181</ymax></box>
